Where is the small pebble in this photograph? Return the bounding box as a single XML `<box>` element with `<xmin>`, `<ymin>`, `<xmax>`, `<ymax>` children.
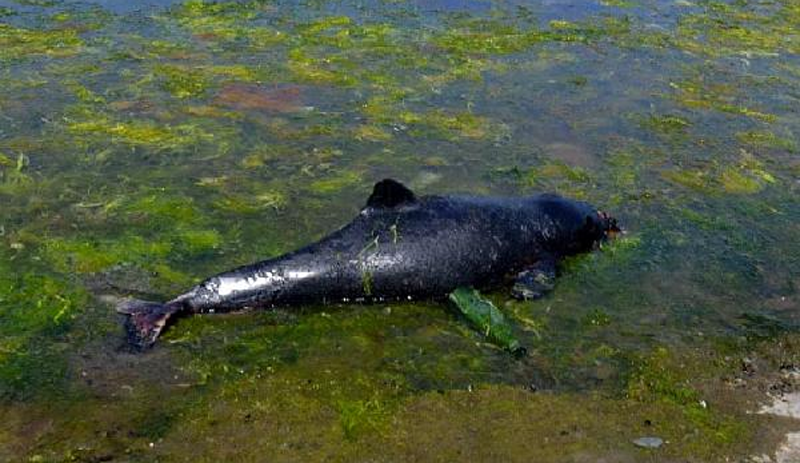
<box><xmin>633</xmin><ymin>436</ymin><xmax>664</xmax><ymax>449</ymax></box>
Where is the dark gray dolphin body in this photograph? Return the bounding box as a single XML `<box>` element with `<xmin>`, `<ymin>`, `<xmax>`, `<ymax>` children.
<box><xmin>119</xmin><ymin>179</ymin><xmax>619</xmax><ymax>348</ymax></box>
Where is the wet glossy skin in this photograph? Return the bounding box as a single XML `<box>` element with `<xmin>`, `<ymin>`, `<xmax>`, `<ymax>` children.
<box><xmin>173</xmin><ymin>192</ymin><xmax>612</xmax><ymax>314</ymax></box>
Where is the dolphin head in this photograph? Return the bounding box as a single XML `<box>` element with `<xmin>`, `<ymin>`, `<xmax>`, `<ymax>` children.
<box><xmin>536</xmin><ymin>195</ymin><xmax>621</xmax><ymax>254</ymax></box>
<box><xmin>578</xmin><ymin>209</ymin><xmax>621</xmax><ymax>250</ymax></box>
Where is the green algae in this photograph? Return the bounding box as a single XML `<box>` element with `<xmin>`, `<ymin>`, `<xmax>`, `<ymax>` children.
<box><xmin>309</xmin><ymin>170</ymin><xmax>362</xmax><ymax>194</ymax></box>
<box><xmin>297</xmin><ymin>15</ymin><xmax>353</xmax><ymax>44</ymax></box>
<box><xmin>170</xmin><ymin>0</ymin><xmax>262</xmax><ymax>41</ymax></box>
<box><xmin>433</xmin><ymin>21</ymin><xmax>544</xmax><ymax>56</ymax></box>
<box><xmin>663</xmin><ymin>168</ymin><xmax>715</xmax><ymax>194</ymax></box>
<box><xmin>353</xmin><ymin>124</ymin><xmax>392</xmax><ymax>142</ymax></box>
<box><xmin>0</xmin><ymin>151</ymin><xmax>32</xmax><ymax>191</ymax></box>
<box><xmin>675</xmin><ymin>0</ymin><xmax>800</xmax><ymax>57</ymax></box>
<box><xmin>431</xmin><ymin>17</ymin><xmax>629</xmax><ymax>58</ymax></box>
<box><xmin>108</xmin><ymin>376</ymin><xmax>762</xmax><ymax>461</ymax></box>
<box><xmin>562</xmin><ymin>235</ymin><xmax>643</xmax><ymax>279</ymax></box>
<box><xmin>68</xmin><ymin>117</ymin><xmax>215</xmax><ymax>151</ymax></box>
<box><xmin>627</xmin><ymin>347</ymin><xmax>703</xmax><ymax>405</ymax></box>
<box><xmin>719</xmin><ymin>166</ymin><xmax>762</xmax><ymax>194</ymax></box>
<box><xmin>0</xmin><ymin>23</ymin><xmax>83</xmax><ymax>61</ymax></box>
<box><xmin>203</xmin><ymin>64</ymin><xmax>260</xmax><ymax>82</ymax></box>
<box><xmin>601</xmin><ymin>145</ymin><xmax>662</xmax><ymax>204</ymax></box>
<box><xmin>213</xmin><ymin>191</ymin><xmax>286</xmax><ymax>214</ymax></box>
<box><xmin>736</xmin><ymin>130</ymin><xmax>796</xmax><ymax>152</ymax></box>
<box><xmin>0</xmin><ymin>273</ymin><xmax>82</xmax><ymax>355</ymax></box>
<box><xmin>536</xmin><ymin>162</ymin><xmax>592</xmax><ymax>184</ymax></box>
<box><xmin>41</xmin><ymin>192</ymin><xmax>222</xmax><ymax>275</ymax></box>
<box><xmin>0</xmin><ymin>269</ymin><xmax>88</xmax><ymax>400</ymax></box>
<box><xmin>0</xmin><ymin>152</ymin><xmax>13</xmax><ymax>167</ymax></box>
<box><xmin>165</xmin><ymin>0</ymin><xmax>287</xmax><ymax>56</ymax></box>
<box><xmin>287</xmin><ymin>46</ymin><xmax>358</xmax><ymax>87</ymax></box>
<box><xmin>44</xmin><ymin>237</ymin><xmax>171</xmax><ymax>274</ymax></box>
<box><xmin>240</xmin><ymin>145</ymin><xmax>293</xmax><ymax>168</ymax></box>
<box><xmin>738</xmin><ymin>313</ymin><xmax>795</xmax><ymax>342</ymax></box>
<box><xmin>412</xmin><ymin>110</ymin><xmax>491</xmax><ymax>140</ymax></box>
<box><xmin>253</xmin><ymin>191</ymin><xmax>287</xmax><ymax>210</ymax></box>
<box><xmin>338</xmin><ymin>397</ymin><xmax>391</xmax><ymax>440</ymax></box>
<box><xmin>583</xmin><ymin>308</ymin><xmax>612</xmax><ymax>327</ymax></box>
<box><xmin>41</xmin><ymin>231</ymin><xmax>214</xmax><ymax>289</ymax></box>
<box><xmin>12</xmin><ymin>0</ymin><xmax>61</xmax><ymax>6</ymax></box>
<box><xmin>642</xmin><ymin>114</ymin><xmax>691</xmax><ymax>134</ymax></box>
<box><xmin>175</xmin><ymin>228</ymin><xmax>222</xmax><ymax>253</ymax></box>
<box><xmin>601</xmin><ymin>0</ymin><xmax>634</xmax><ymax>7</ymax></box>
<box><xmin>123</xmin><ymin>194</ymin><xmax>201</xmax><ymax>225</ymax></box>
<box><xmin>65</xmin><ymin>80</ymin><xmax>105</xmax><ymax>105</ymax></box>
<box><xmin>361</xmin><ymin>94</ymin><xmax>497</xmax><ymax>140</ymax></box>
<box><xmin>663</xmin><ymin>153</ymin><xmax>776</xmax><ymax>196</ymax></box>
<box><xmin>669</xmin><ymin>78</ymin><xmax>777</xmax><ymax>122</ymax></box>
<box><xmin>155</xmin><ymin>64</ymin><xmax>211</xmax><ymax>99</ymax></box>
<box><xmin>626</xmin><ymin>347</ymin><xmax>749</xmax><ymax>450</ymax></box>
<box><xmin>522</xmin><ymin>161</ymin><xmax>594</xmax><ymax>199</ymax></box>
<box><xmin>422</xmin><ymin>57</ymin><xmax>489</xmax><ymax>87</ymax></box>
<box><xmin>141</xmin><ymin>38</ymin><xmax>191</xmax><ymax>58</ymax></box>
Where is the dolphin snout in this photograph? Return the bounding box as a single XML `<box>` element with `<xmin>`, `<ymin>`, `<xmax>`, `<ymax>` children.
<box><xmin>597</xmin><ymin>210</ymin><xmax>622</xmax><ymax>240</ymax></box>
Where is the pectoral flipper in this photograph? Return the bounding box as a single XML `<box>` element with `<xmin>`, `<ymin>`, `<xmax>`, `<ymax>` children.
<box><xmin>511</xmin><ymin>257</ymin><xmax>557</xmax><ymax>301</ymax></box>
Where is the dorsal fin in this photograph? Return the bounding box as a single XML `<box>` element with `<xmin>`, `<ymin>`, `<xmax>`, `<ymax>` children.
<box><xmin>366</xmin><ymin>178</ymin><xmax>416</xmax><ymax>209</ymax></box>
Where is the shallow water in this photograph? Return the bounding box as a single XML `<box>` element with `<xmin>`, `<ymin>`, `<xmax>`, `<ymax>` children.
<box><xmin>0</xmin><ymin>0</ymin><xmax>798</xmax><ymax>461</ymax></box>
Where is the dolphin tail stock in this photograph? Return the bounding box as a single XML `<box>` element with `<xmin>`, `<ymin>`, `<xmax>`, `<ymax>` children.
<box><xmin>116</xmin><ymin>298</ymin><xmax>184</xmax><ymax>350</ymax></box>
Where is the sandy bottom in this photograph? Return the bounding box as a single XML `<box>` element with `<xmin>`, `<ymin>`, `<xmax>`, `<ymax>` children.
<box><xmin>756</xmin><ymin>392</ymin><xmax>800</xmax><ymax>462</ymax></box>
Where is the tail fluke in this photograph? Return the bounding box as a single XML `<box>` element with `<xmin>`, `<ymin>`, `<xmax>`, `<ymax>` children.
<box><xmin>117</xmin><ymin>299</ymin><xmax>182</xmax><ymax>350</ymax></box>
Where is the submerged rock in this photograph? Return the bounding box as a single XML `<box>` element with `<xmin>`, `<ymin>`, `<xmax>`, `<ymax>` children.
<box><xmin>632</xmin><ymin>436</ymin><xmax>663</xmax><ymax>449</ymax></box>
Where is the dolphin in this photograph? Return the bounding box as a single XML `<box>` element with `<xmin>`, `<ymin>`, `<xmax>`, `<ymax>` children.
<box><xmin>118</xmin><ymin>179</ymin><xmax>619</xmax><ymax>349</ymax></box>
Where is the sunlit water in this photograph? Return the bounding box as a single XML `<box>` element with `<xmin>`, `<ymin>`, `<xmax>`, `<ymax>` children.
<box><xmin>1</xmin><ymin>0</ymin><xmax>798</xmax><ymax>460</ymax></box>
